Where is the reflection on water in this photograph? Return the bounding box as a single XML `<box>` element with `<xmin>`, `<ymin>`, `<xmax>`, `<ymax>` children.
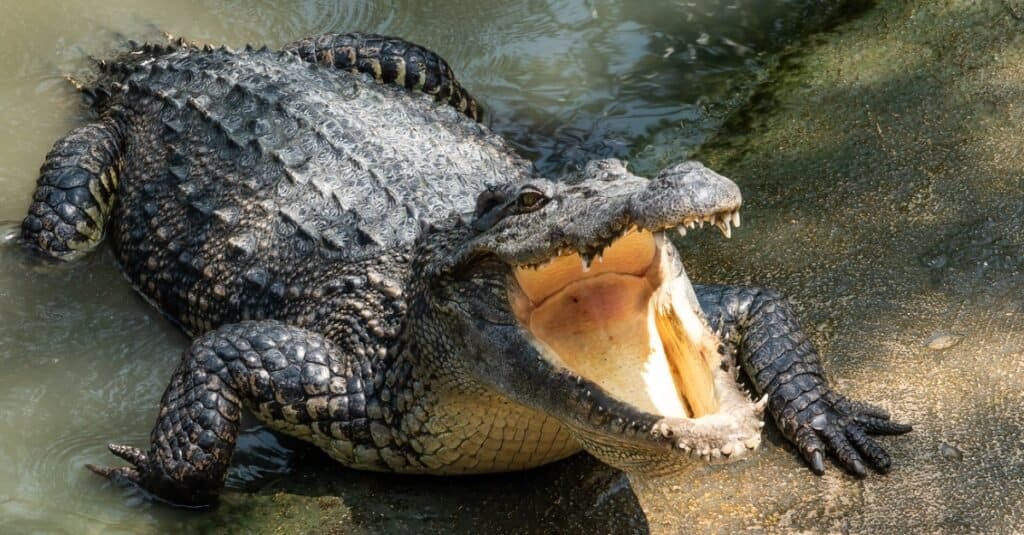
<box><xmin>0</xmin><ymin>1</ymin><xmax>841</xmax><ymax>532</ymax></box>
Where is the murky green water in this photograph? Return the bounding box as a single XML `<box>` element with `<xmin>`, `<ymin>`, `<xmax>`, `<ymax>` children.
<box><xmin>0</xmin><ymin>1</ymin><xmax>845</xmax><ymax>532</ymax></box>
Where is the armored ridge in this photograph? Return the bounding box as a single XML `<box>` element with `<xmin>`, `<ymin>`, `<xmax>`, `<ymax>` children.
<box><xmin>19</xmin><ymin>33</ymin><xmax>909</xmax><ymax>507</ymax></box>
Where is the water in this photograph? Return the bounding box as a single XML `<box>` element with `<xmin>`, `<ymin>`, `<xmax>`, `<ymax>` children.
<box><xmin>0</xmin><ymin>1</ymin><xmax>844</xmax><ymax>532</ymax></box>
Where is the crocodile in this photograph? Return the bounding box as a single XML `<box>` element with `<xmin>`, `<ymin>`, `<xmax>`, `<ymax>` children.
<box><xmin>19</xmin><ymin>32</ymin><xmax>910</xmax><ymax>507</ymax></box>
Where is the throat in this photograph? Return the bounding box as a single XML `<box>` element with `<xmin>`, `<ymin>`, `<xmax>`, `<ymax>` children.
<box><xmin>516</xmin><ymin>272</ymin><xmax>719</xmax><ymax>419</ymax></box>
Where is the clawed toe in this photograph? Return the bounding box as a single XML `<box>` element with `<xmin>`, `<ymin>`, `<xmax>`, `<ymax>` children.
<box><xmin>855</xmin><ymin>415</ymin><xmax>913</xmax><ymax>435</ymax></box>
<box><xmin>86</xmin><ymin>463</ymin><xmax>131</xmax><ymax>479</ymax></box>
<box><xmin>86</xmin><ymin>443</ymin><xmax>220</xmax><ymax>508</ymax></box>
<box><xmin>790</xmin><ymin>394</ymin><xmax>911</xmax><ymax>477</ymax></box>
<box><xmin>107</xmin><ymin>443</ymin><xmax>148</xmax><ymax>467</ymax></box>
<box><xmin>86</xmin><ymin>462</ymin><xmax>145</xmax><ymax>492</ymax></box>
<box><xmin>87</xmin><ymin>444</ymin><xmax>148</xmax><ymax>484</ymax></box>
<box><xmin>846</xmin><ymin>425</ymin><xmax>893</xmax><ymax>472</ymax></box>
<box><xmin>86</xmin><ymin>444</ymin><xmax>149</xmax><ymax>493</ymax></box>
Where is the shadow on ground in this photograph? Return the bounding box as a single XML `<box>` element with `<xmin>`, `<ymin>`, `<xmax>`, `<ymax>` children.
<box><xmin>178</xmin><ymin>441</ymin><xmax>647</xmax><ymax>534</ymax></box>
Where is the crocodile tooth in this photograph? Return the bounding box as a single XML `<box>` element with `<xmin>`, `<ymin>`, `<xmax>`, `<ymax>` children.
<box><xmin>732</xmin><ymin>210</ymin><xmax>741</xmax><ymax>227</ymax></box>
<box><xmin>716</xmin><ymin>219</ymin><xmax>732</xmax><ymax>238</ymax></box>
<box><xmin>698</xmin><ymin>220</ymin><xmax>705</xmax><ymax>229</ymax></box>
<box><xmin>686</xmin><ymin>220</ymin><xmax>696</xmax><ymax>229</ymax></box>
<box><xmin>581</xmin><ymin>255</ymin><xmax>593</xmax><ymax>272</ymax></box>
<box><xmin>596</xmin><ymin>253</ymin><xmax>604</xmax><ymax>263</ymax></box>
<box><xmin>676</xmin><ymin>225</ymin><xmax>687</xmax><ymax>238</ymax></box>
<box><xmin>754</xmin><ymin>394</ymin><xmax>768</xmax><ymax>415</ymax></box>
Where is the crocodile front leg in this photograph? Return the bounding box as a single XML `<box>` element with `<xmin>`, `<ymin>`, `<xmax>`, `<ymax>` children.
<box><xmin>282</xmin><ymin>33</ymin><xmax>481</xmax><ymax>121</ymax></box>
<box><xmin>87</xmin><ymin>320</ymin><xmax>373</xmax><ymax>506</ymax></box>
<box><xmin>694</xmin><ymin>284</ymin><xmax>912</xmax><ymax>476</ymax></box>
<box><xmin>21</xmin><ymin>118</ymin><xmax>124</xmax><ymax>260</ymax></box>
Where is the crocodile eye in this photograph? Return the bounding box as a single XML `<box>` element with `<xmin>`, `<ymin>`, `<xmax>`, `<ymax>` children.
<box><xmin>516</xmin><ymin>189</ymin><xmax>547</xmax><ymax>211</ymax></box>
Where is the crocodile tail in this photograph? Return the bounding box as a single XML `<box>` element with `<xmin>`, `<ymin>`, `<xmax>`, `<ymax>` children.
<box><xmin>283</xmin><ymin>32</ymin><xmax>482</xmax><ymax>122</ymax></box>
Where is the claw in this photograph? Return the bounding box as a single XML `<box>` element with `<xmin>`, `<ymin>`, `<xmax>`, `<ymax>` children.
<box><xmin>849</xmin><ymin>459</ymin><xmax>867</xmax><ymax>478</ymax></box>
<box><xmin>809</xmin><ymin>450</ymin><xmax>825</xmax><ymax>475</ymax></box>
<box><xmin>796</xmin><ymin>427</ymin><xmax>827</xmax><ymax>475</ymax></box>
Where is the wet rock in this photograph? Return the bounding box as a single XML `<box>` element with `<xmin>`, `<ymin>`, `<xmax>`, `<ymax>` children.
<box><xmin>939</xmin><ymin>442</ymin><xmax>963</xmax><ymax>462</ymax></box>
<box><xmin>924</xmin><ymin>332</ymin><xmax>963</xmax><ymax>351</ymax></box>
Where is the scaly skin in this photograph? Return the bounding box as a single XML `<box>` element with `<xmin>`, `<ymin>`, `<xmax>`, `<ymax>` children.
<box><xmin>17</xmin><ymin>33</ymin><xmax>910</xmax><ymax>507</ymax></box>
<box><xmin>282</xmin><ymin>33</ymin><xmax>481</xmax><ymax>121</ymax></box>
<box><xmin>21</xmin><ymin>118</ymin><xmax>125</xmax><ymax>259</ymax></box>
<box><xmin>95</xmin><ymin>320</ymin><xmax>579</xmax><ymax>506</ymax></box>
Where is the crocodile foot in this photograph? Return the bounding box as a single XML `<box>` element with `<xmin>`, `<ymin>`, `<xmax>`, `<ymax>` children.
<box><xmin>791</xmin><ymin>392</ymin><xmax>912</xmax><ymax>476</ymax></box>
<box><xmin>87</xmin><ymin>444</ymin><xmax>219</xmax><ymax>508</ymax></box>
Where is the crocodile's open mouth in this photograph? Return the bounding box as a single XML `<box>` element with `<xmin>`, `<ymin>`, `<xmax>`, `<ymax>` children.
<box><xmin>509</xmin><ymin>227</ymin><xmax>724</xmax><ymax>419</ymax></box>
<box><xmin>507</xmin><ymin>209</ymin><xmax>762</xmax><ymax>467</ymax></box>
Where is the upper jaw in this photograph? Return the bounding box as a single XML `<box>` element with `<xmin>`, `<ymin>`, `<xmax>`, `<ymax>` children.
<box><xmin>461</xmin><ymin>160</ymin><xmax>742</xmax><ymax>270</ymax></box>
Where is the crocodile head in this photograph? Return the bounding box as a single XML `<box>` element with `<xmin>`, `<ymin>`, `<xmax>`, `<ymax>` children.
<box><xmin>413</xmin><ymin>159</ymin><xmax>763</xmax><ymax>475</ymax></box>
